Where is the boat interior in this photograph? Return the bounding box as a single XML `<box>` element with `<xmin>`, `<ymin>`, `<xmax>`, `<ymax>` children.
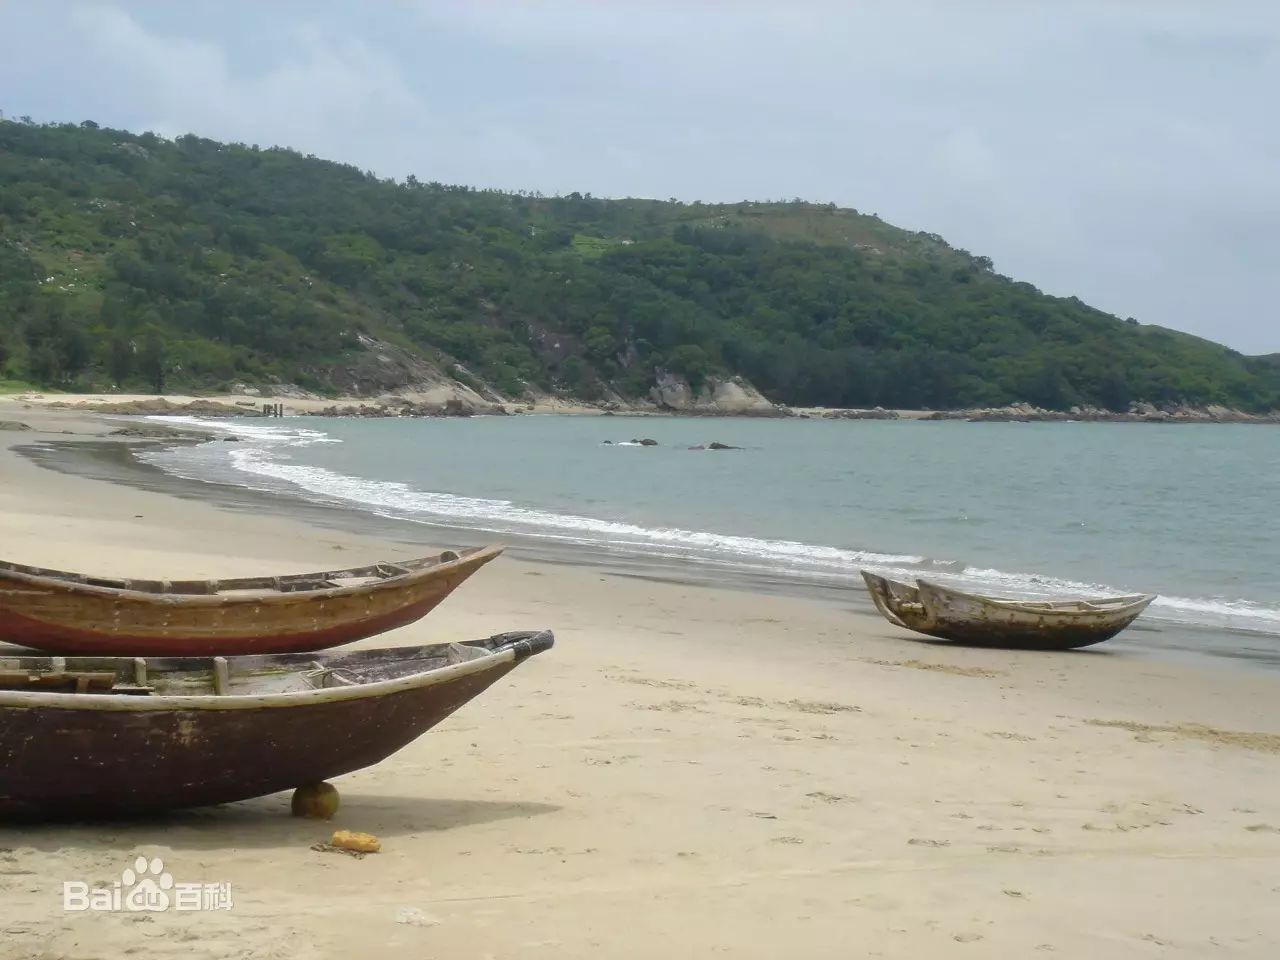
<box><xmin>986</xmin><ymin>596</ymin><xmax>1149</xmax><ymax>612</ymax></box>
<box><xmin>0</xmin><ymin>638</ymin><xmax>501</xmax><ymax>697</ymax></box>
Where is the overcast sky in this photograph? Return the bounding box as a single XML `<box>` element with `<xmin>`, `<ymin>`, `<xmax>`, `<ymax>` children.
<box><xmin>2</xmin><ymin>1</ymin><xmax>1277</xmax><ymax>353</ymax></box>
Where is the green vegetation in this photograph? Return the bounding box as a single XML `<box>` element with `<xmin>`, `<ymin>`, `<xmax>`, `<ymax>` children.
<box><xmin>2</xmin><ymin>116</ymin><xmax>1277</xmax><ymax>411</ymax></box>
<box><xmin>0</xmin><ymin>379</ymin><xmax>41</xmax><ymax>394</ymax></box>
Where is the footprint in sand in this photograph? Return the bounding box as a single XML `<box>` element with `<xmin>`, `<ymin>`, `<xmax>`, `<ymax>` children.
<box><xmin>806</xmin><ymin>791</ymin><xmax>856</xmax><ymax>804</ymax></box>
<box><xmin>631</xmin><ymin>699</ymin><xmax>708</xmax><ymax>713</ymax></box>
<box><xmin>610</xmin><ymin>675</ymin><xmax>698</xmax><ymax>691</ymax></box>
<box><xmin>1086</xmin><ymin>719</ymin><xmax>1280</xmax><ymax>754</ymax></box>
<box><xmin>907</xmin><ymin>838</ymin><xmax>950</xmax><ymax>847</ymax></box>
<box><xmin>862</xmin><ymin>657</ymin><xmax>1005</xmax><ymax>678</ymax></box>
<box><xmin>780</xmin><ymin>699</ymin><xmax>861</xmax><ymax>715</ymax></box>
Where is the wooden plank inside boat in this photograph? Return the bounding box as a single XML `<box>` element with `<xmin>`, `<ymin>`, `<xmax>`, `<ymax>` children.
<box><xmin>0</xmin><ymin>670</ymin><xmax>118</xmax><ymax>693</ymax></box>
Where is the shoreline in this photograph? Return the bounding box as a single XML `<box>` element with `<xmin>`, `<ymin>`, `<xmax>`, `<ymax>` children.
<box><xmin>6</xmin><ymin>390</ymin><xmax>1280</xmax><ymax>425</ymax></box>
<box><xmin>0</xmin><ymin>404</ymin><xmax>1278</xmax><ymax>957</ymax></box>
<box><xmin>9</xmin><ymin>410</ymin><xmax>1280</xmax><ymax>674</ymax></box>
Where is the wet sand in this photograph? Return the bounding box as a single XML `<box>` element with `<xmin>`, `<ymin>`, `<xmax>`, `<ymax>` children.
<box><xmin>1</xmin><ymin>402</ymin><xmax>1278</xmax><ymax>958</ymax></box>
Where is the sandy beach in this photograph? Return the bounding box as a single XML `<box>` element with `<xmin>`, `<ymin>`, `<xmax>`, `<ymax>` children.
<box><xmin>1</xmin><ymin>402</ymin><xmax>1278</xmax><ymax>959</ymax></box>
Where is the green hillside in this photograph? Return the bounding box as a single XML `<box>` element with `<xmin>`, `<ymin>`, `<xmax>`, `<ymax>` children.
<box><xmin>1</xmin><ymin>117</ymin><xmax>1276</xmax><ymax>411</ymax></box>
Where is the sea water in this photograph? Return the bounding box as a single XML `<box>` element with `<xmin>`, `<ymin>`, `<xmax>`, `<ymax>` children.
<box><xmin>141</xmin><ymin>415</ymin><xmax>1280</xmax><ymax>642</ymax></box>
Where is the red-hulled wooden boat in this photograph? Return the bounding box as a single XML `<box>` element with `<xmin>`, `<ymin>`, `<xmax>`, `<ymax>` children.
<box><xmin>0</xmin><ymin>546</ymin><xmax>502</xmax><ymax>656</ymax></box>
<box><xmin>0</xmin><ymin>630</ymin><xmax>553</xmax><ymax>816</ymax></box>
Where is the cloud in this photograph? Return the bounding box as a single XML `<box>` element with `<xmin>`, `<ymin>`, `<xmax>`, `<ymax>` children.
<box><xmin>0</xmin><ymin>1</ymin><xmax>1277</xmax><ymax>351</ymax></box>
<box><xmin>62</xmin><ymin>3</ymin><xmax>443</xmax><ymax>174</ymax></box>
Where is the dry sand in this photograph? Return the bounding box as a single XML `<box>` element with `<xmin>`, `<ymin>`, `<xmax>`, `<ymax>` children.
<box><xmin>0</xmin><ymin>402</ymin><xmax>1278</xmax><ymax>958</ymax></box>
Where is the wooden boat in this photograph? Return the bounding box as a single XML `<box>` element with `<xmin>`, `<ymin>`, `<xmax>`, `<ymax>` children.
<box><xmin>0</xmin><ymin>546</ymin><xmax>502</xmax><ymax>656</ymax></box>
<box><xmin>0</xmin><ymin>630</ymin><xmax>553</xmax><ymax>816</ymax></box>
<box><xmin>861</xmin><ymin>571</ymin><xmax>1155</xmax><ymax>649</ymax></box>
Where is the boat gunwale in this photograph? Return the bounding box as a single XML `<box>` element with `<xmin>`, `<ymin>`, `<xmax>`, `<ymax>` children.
<box><xmin>915</xmin><ymin>579</ymin><xmax>1156</xmax><ymax>620</ymax></box>
<box><xmin>0</xmin><ymin>545</ymin><xmax>504</xmax><ymax>606</ymax></box>
<box><xmin>0</xmin><ymin>630</ymin><xmax>551</xmax><ymax>712</ymax></box>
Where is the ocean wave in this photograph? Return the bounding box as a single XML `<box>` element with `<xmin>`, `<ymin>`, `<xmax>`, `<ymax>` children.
<box><xmin>139</xmin><ymin>415</ymin><xmax>1280</xmax><ymax>635</ymax></box>
<box><xmin>220</xmin><ymin>442</ymin><xmax>929</xmax><ymax>570</ymax></box>
<box><xmin>146</xmin><ymin>415</ymin><xmax>341</xmax><ymax>445</ymax></box>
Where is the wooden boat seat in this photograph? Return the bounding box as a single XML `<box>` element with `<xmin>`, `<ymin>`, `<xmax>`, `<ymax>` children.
<box><xmin>0</xmin><ymin>670</ymin><xmax>155</xmax><ymax>695</ymax></box>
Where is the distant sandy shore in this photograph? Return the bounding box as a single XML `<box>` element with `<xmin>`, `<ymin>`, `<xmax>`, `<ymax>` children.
<box><xmin>1</xmin><ymin>402</ymin><xmax>1278</xmax><ymax>959</ymax></box>
<box><xmin>0</xmin><ymin>389</ymin><xmax>609</xmax><ymax>417</ymax></box>
<box><xmin>6</xmin><ymin>391</ymin><xmax>1276</xmax><ymax>425</ymax></box>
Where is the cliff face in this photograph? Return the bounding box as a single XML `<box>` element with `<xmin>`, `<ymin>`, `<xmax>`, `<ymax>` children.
<box><xmin>649</xmin><ymin>373</ymin><xmax>781</xmax><ymax>416</ymax></box>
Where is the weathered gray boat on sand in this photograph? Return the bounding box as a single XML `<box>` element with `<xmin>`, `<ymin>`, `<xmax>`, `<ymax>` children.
<box><xmin>861</xmin><ymin>572</ymin><xmax>1154</xmax><ymax>649</ymax></box>
<box><xmin>0</xmin><ymin>630</ymin><xmax>552</xmax><ymax>817</ymax></box>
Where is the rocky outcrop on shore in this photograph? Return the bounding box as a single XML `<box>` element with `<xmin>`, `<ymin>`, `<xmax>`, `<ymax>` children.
<box><xmin>304</xmin><ymin>397</ymin><xmax>497</xmax><ymax>418</ymax></box>
<box><xmin>309</xmin><ymin>335</ymin><xmax>503</xmax><ymax>405</ymax></box>
<box><xmin>921</xmin><ymin>402</ymin><xmax>1280</xmax><ymax>424</ymax></box>
<box><xmin>108</xmin><ymin>424</ymin><xmax>218</xmax><ymax>441</ymax></box>
<box><xmin>648</xmin><ymin>373</ymin><xmax>784</xmax><ymax>417</ymax></box>
<box><xmin>818</xmin><ymin>407</ymin><xmax>900</xmax><ymax>420</ymax></box>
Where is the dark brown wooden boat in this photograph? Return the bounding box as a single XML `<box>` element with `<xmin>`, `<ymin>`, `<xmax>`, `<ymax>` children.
<box><xmin>0</xmin><ymin>630</ymin><xmax>553</xmax><ymax>817</ymax></box>
<box><xmin>0</xmin><ymin>546</ymin><xmax>502</xmax><ymax>656</ymax></box>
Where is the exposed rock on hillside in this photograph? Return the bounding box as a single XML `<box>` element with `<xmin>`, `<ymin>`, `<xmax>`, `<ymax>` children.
<box><xmin>649</xmin><ymin>373</ymin><xmax>781</xmax><ymax>416</ymax></box>
<box><xmin>315</xmin><ymin>336</ymin><xmax>500</xmax><ymax>404</ymax></box>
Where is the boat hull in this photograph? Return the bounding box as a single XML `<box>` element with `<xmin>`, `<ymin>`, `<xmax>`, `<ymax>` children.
<box><xmin>915</xmin><ymin>580</ymin><xmax>1152</xmax><ymax>649</ymax></box>
<box><xmin>0</xmin><ymin>632</ymin><xmax>551</xmax><ymax>816</ymax></box>
<box><xmin>0</xmin><ymin>547</ymin><xmax>500</xmax><ymax>656</ymax></box>
<box><xmin>861</xmin><ymin>572</ymin><xmax>1154</xmax><ymax>650</ymax></box>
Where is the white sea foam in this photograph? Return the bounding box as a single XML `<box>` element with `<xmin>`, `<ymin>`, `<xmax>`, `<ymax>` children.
<box><xmin>147</xmin><ymin>415</ymin><xmax>340</xmax><ymax>445</ymax></box>
<box><xmin>139</xmin><ymin>415</ymin><xmax>1280</xmax><ymax>635</ymax></box>
<box><xmin>225</xmin><ymin>444</ymin><xmax>926</xmax><ymax>569</ymax></box>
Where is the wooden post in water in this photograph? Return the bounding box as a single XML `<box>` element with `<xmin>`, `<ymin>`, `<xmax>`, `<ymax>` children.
<box><xmin>260</xmin><ymin>403</ymin><xmax>285</xmax><ymax>418</ymax></box>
